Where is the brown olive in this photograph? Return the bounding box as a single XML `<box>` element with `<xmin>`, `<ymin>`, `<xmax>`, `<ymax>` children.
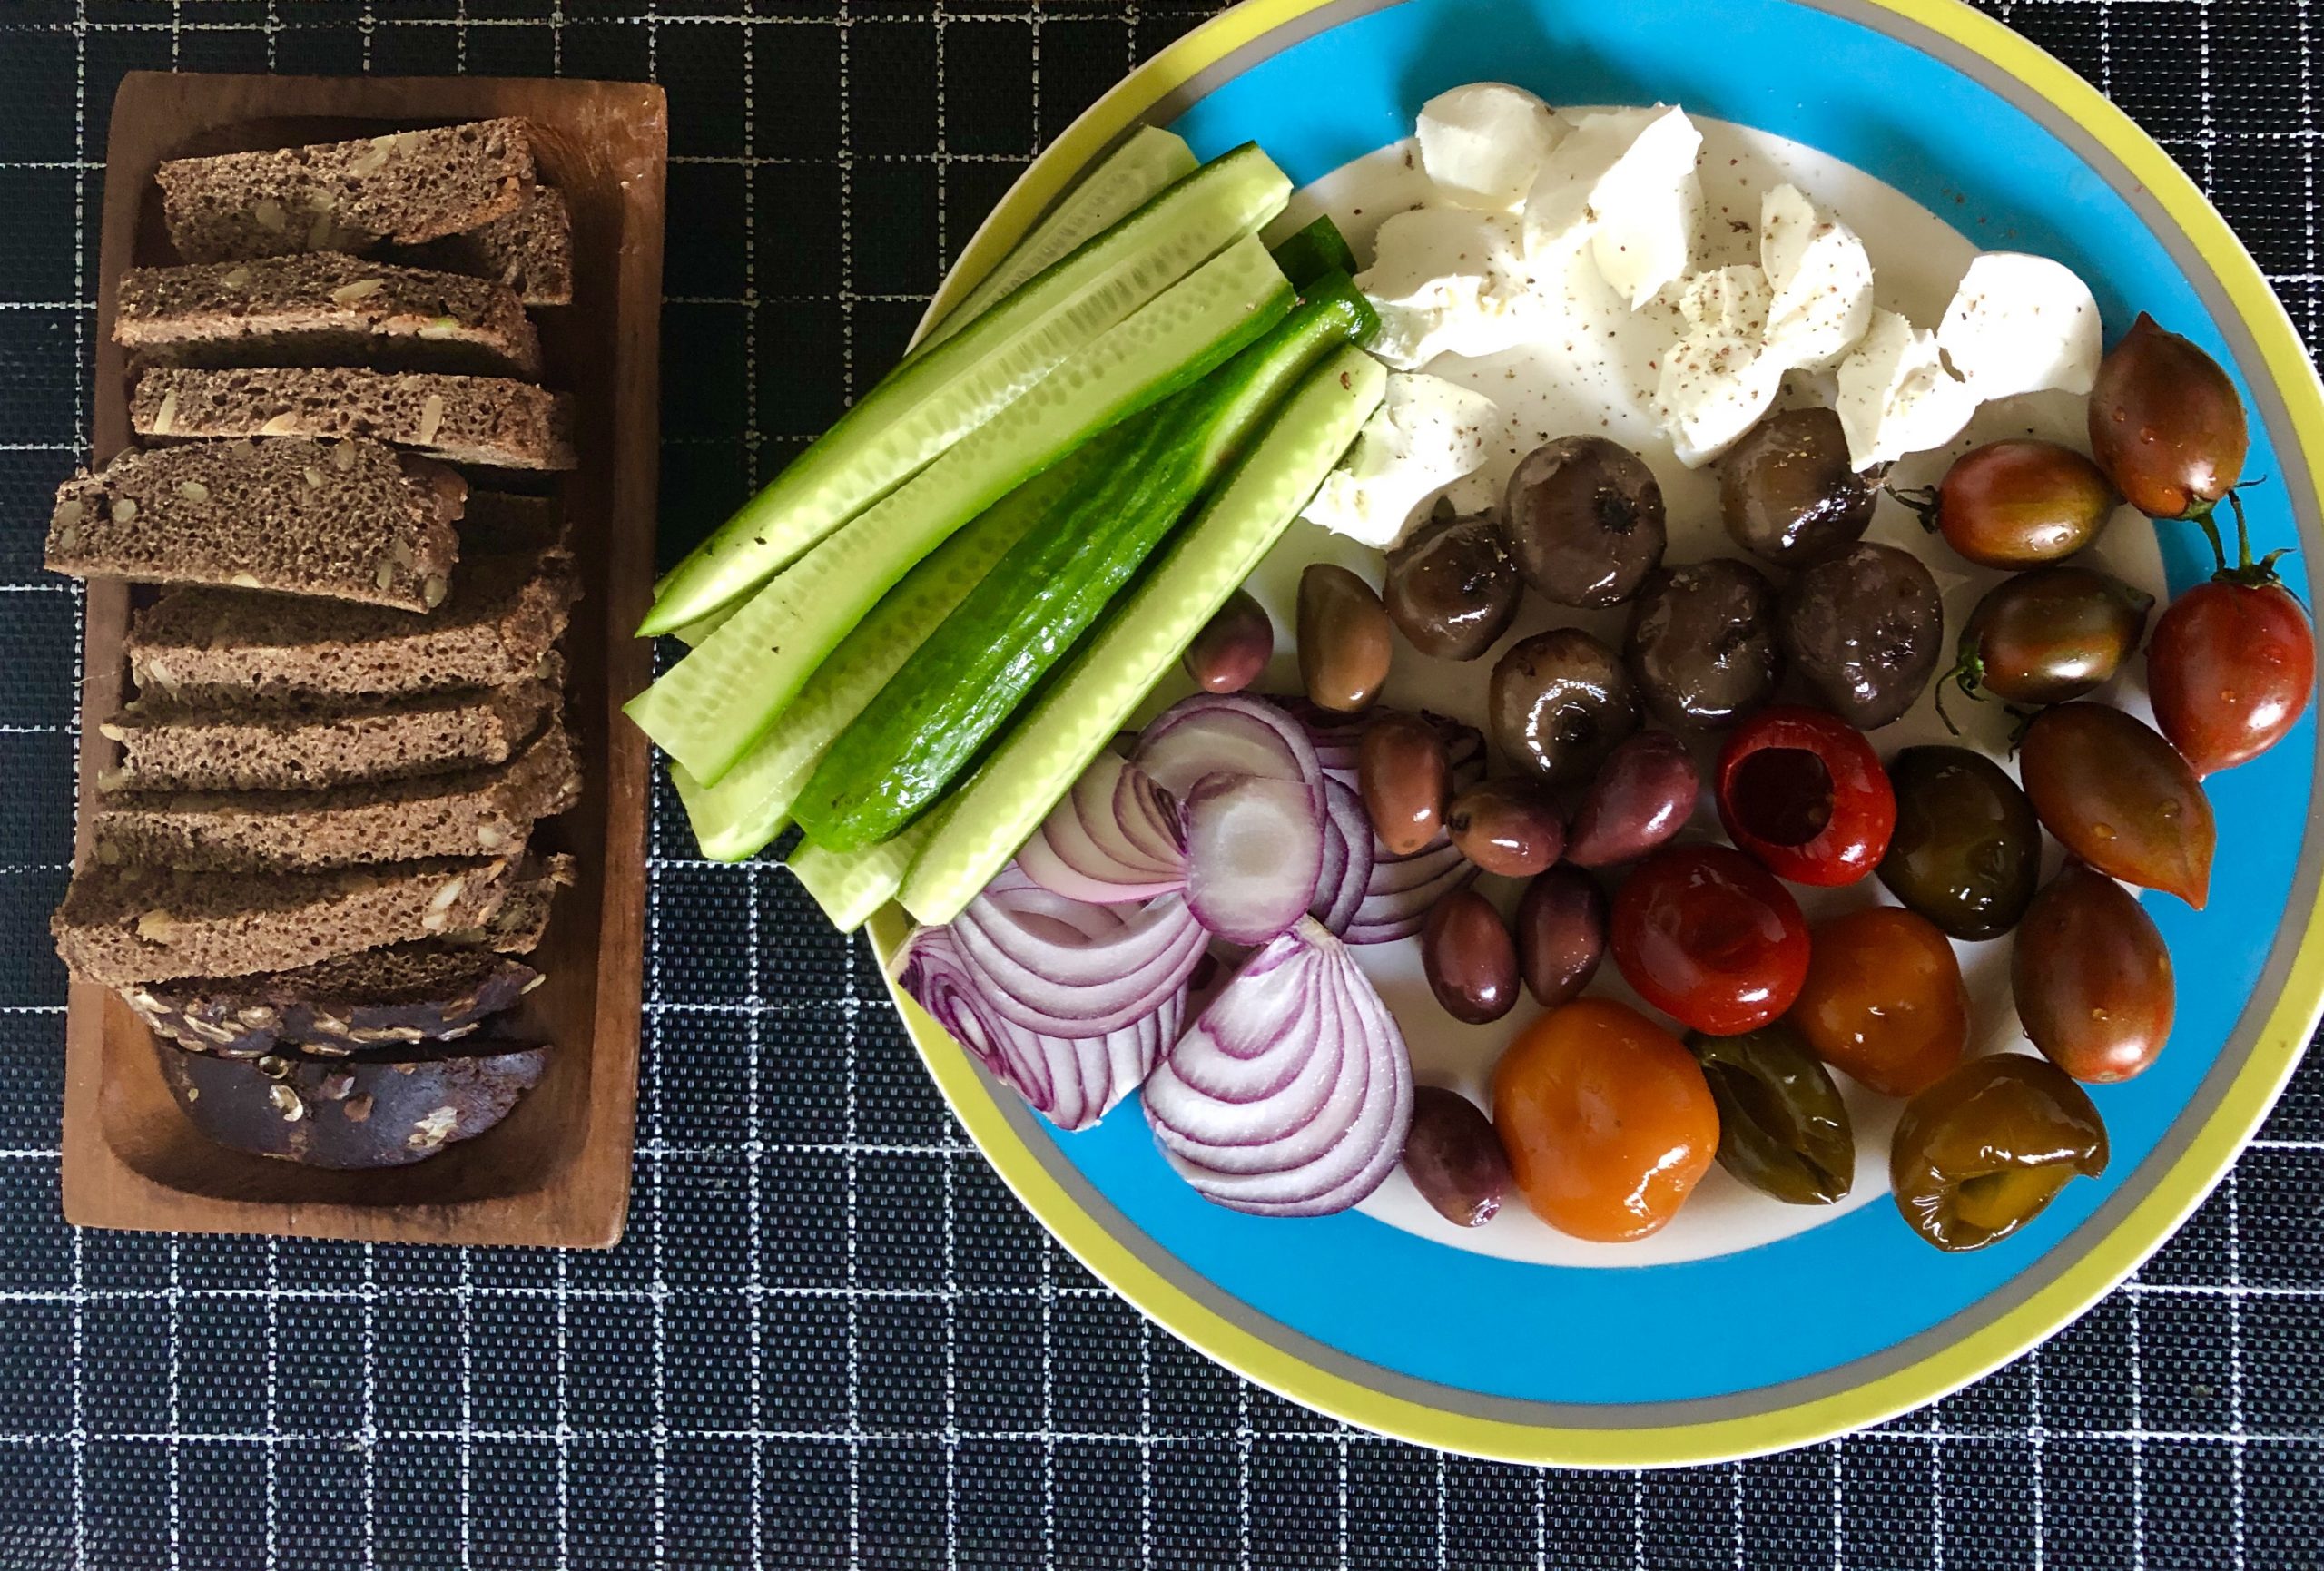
<box><xmin>1625</xmin><ymin>558</ymin><xmax>1783</xmax><ymax>730</ymax></box>
<box><xmin>1489</xmin><ymin>628</ymin><xmax>1642</xmax><ymax>788</ymax></box>
<box><xmin>1384</xmin><ymin>510</ymin><xmax>1521</xmax><ymax>661</ymax></box>
<box><xmin>1685</xmin><ymin>1024</ymin><xmax>1855</xmax><ymax>1205</ymax></box>
<box><xmin>1563</xmin><ymin>731</ymin><xmax>1699</xmax><ymax>869</ymax></box>
<box><xmin>1420</xmin><ymin>888</ymin><xmax>1520</xmax><ymax>1025</ymax></box>
<box><xmin>1907</xmin><ymin>439</ymin><xmax>2118</xmax><ymax>568</ymax></box>
<box><xmin>1402</xmin><ymin>1085</ymin><xmax>1511</xmax><ymax>1227</ymax></box>
<box><xmin>1718</xmin><ymin>407</ymin><xmax>1878</xmax><ymax>566</ymax></box>
<box><xmin>2013</xmin><ymin>861</ymin><xmax>2175</xmax><ymax>1084</ymax></box>
<box><xmin>1502</xmin><ymin>436</ymin><xmax>1668</xmax><ymax>607</ymax></box>
<box><xmin>1444</xmin><ymin>778</ymin><xmax>1565</xmax><ymax>877</ymax></box>
<box><xmin>1358</xmin><ymin>712</ymin><xmax>1452</xmax><ymax>858</ymax></box>
<box><xmin>1181</xmin><ymin>588</ymin><xmax>1274</xmax><ymax>693</ymax></box>
<box><xmin>1297</xmin><ymin>563</ymin><xmax>1393</xmax><ymax>712</ymax></box>
<box><xmin>1515</xmin><ymin>865</ymin><xmax>1608</xmax><ymax>1006</ymax></box>
<box><xmin>1890</xmin><ymin>1055</ymin><xmax>2108</xmax><ymax>1252</ymax></box>
<box><xmin>1779</xmin><ymin>542</ymin><xmax>1945</xmax><ymax>729</ymax></box>
<box><xmin>2087</xmin><ymin>312</ymin><xmax>2249</xmax><ymax>519</ymax></box>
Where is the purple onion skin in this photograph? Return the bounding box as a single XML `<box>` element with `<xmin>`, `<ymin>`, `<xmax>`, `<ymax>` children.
<box><xmin>1403</xmin><ymin>1086</ymin><xmax>1509</xmax><ymax>1227</ymax></box>
<box><xmin>1565</xmin><ymin>731</ymin><xmax>1699</xmax><ymax>869</ymax></box>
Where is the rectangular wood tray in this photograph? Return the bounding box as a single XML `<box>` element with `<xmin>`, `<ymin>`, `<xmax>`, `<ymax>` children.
<box><xmin>59</xmin><ymin>72</ymin><xmax>664</xmax><ymax>1247</ymax></box>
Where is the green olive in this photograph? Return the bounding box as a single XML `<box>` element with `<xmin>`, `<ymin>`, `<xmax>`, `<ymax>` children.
<box><xmin>1889</xmin><ymin>1055</ymin><xmax>2108</xmax><ymax>1252</ymax></box>
<box><xmin>1877</xmin><ymin>746</ymin><xmax>2043</xmax><ymax>940</ymax></box>
<box><xmin>1686</xmin><ymin>1024</ymin><xmax>1855</xmax><ymax>1205</ymax></box>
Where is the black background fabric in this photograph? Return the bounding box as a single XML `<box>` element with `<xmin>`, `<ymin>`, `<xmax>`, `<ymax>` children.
<box><xmin>0</xmin><ymin>2</ymin><xmax>2319</xmax><ymax>1566</ymax></box>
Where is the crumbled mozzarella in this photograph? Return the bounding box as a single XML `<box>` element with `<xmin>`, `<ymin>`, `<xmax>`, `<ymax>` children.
<box><xmin>1587</xmin><ymin>107</ymin><xmax>1703</xmax><ymax>309</ymax></box>
<box><xmin>1759</xmin><ymin>183</ymin><xmax>1875</xmax><ymax>370</ymax></box>
<box><xmin>1936</xmin><ymin>251</ymin><xmax>2102</xmax><ymax>400</ymax></box>
<box><xmin>1835</xmin><ymin>309</ymin><xmax>1980</xmax><ymax>469</ymax></box>
<box><xmin>1415</xmin><ymin>83</ymin><xmax>1567</xmax><ymax>211</ymax></box>
<box><xmin>1354</xmin><ymin>207</ymin><xmax>1535</xmax><ymax>369</ymax></box>
<box><xmin>1301</xmin><ymin>373</ymin><xmax>1502</xmax><ymax>548</ymax></box>
<box><xmin>1654</xmin><ymin>266</ymin><xmax>1783</xmax><ymax>466</ymax></box>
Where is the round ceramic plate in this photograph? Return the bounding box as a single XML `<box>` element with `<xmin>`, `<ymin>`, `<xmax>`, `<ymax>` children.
<box><xmin>866</xmin><ymin>0</ymin><xmax>2324</xmax><ymax>1465</ymax></box>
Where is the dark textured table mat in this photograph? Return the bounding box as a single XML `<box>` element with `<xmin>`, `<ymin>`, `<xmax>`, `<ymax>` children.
<box><xmin>0</xmin><ymin>2</ymin><xmax>2319</xmax><ymax>1566</ymax></box>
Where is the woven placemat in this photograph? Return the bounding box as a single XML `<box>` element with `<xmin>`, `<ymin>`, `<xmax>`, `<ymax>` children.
<box><xmin>0</xmin><ymin>2</ymin><xmax>2317</xmax><ymax>1566</ymax></box>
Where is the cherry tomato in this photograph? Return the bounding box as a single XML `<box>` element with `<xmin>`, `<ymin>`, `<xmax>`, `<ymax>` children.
<box><xmin>1938</xmin><ymin>566</ymin><xmax>2152</xmax><ymax>719</ymax></box>
<box><xmin>2013</xmin><ymin>861</ymin><xmax>2174</xmax><ymax>1084</ymax></box>
<box><xmin>1611</xmin><ymin>842</ymin><xmax>1810</xmax><ymax>1035</ymax></box>
<box><xmin>2148</xmin><ymin>577</ymin><xmax>2318</xmax><ymax>775</ymax></box>
<box><xmin>2018</xmin><ymin>703</ymin><xmax>2214</xmax><ymax>908</ymax></box>
<box><xmin>1890</xmin><ymin>1055</ymin><xmax>2108</xmax><ymax>1252</ymax></box>
<box><xmin>1713</xmin><ymin>705</ymin><xmax>1895</xmax><ymax>887</ymax></box>
<box><xmin>2087</xmin><ymin>313</ymin><xmax>2249</xmax><ymax>520</ymax></box>
<box><xmin>1907</xmin><ymin>439</ymin><xmax>2118</xmax><ymax>568</ymax></box>
<box><xmin>1789</xmin><ymin>907</ymin><xmax>1969</xmax><ymax>1097</ymax></box>
<box><xmin>1492</xmin><ymin>997</ymin><xmax>1719</xmax><ymax>1242</ymax></box>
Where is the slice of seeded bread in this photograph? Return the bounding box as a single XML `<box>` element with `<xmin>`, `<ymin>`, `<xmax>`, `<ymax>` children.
<box><xmin>92</xmin><ymin>720</ymin><xmax>581</xmax><ymax>872</ymax></box>
<box><xmin>116</xmin><ymin>252</ymin><xmax>542</xmax><ymax>379</ymax></box>
<box><xmin>157</xmin><ymin>120</ymin><xmax>537</xmax><ymax>263</ymax></box>
<box><xmin>101</xmin><ymin>676</ymin><xmax>559</xmax><ymax>793</ymax></box>
<box><xmin>458</xmin><ymin>491</ymin><xmax>568</xmax><ymax>555</ymax></box>
<box><xmin>134</xmin><ymin>368</ymin><xmax>577</xmax><ymax>470</ymax></box>
<box><xmin>47</xmin><ymin>437</ymin><xmax>466</xmax><ymax>610</ymax></box>
<box><xmin>448</xmin><ymin>852</ymin><xmax>574</xmax><ymax>955</ymax></box>
<box><xmin>130</xmin><ymin>545</ymin><xmax>576</xmax><ymax>706</ymax></box>
<box><xmin>393</xmin><ymin>185</ymin><xmax>574</xmax><ymax>307</ymax></box>
<box><xmin>54</xmin><ymin>855</ymin><xmax>522</xmax><ymax>987</ymax></box>
<box><xmin>123</xmin><ymin>941</ymin><xmax>543</xmax><ymax>1058</ymax></box>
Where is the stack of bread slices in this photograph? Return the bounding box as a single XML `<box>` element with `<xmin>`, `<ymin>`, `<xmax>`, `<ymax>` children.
<box><xmin>47</xmin><ymin>119</ymin><xmax>586</xmax><ymax>1170</ymax></box>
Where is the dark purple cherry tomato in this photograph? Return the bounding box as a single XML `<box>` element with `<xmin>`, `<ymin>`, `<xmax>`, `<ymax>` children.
<box><xmin>1713</xmin><ymin>705</ymin><xmax>1896</xmax><ymax>887</ymax></box>
<box><xmin>1938</xmin><ymin>565</ymin><xmax>2152</xmax><ymax>722</ymax></box>
<box><xmin>2013</xmin><ymin>861</ymin><xmax>2174</xmax><ymax>1084</ymax></box>
<box><xmin>1907</xmin><ymin>439</ymin><xmax>2117</xmax><ymax>568</ymax></box>
<box><xmin>2018</xmin><ymin>702</ymin><xmax>2215</xmax><ymax>909</ymax></box>
<box><xmin>1610</xmin><ymin>842</ymin><xmax>1810</xmax><ymax>1036</ymax></box>
<box><xmin>1564</xmin><ymin>731</ymin><xmax>1699</xmax><ymax>869</ymax></box>
<box><xmin>2148</xmin><ymin>577</ymin><xmax>2317</xmax><ymax>775</ymax></box>
<box><xmin>2087</xmin><ymin>313</ymin><xmax>2249</xmax><ymax>519</ymax></box>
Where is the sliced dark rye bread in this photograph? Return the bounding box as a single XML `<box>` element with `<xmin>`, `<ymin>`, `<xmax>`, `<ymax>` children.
<box><xmin>393</xmin><ymin>185</ymin><xmax>574</xmax><ymax>307</ymax></box>
<box><xmin>153</xmin><ymin>1034</ymin><xmax>551</xmax><ymax>1168</ymax></box>
<box><xmin>92</xmin><ymin>720</ymin><xmax>580</xmax><ymax>872</ymax></box>
<box><xmin>458</xmin><ymin>490</ymin><xmax>567</xmax><ymax>555</ymax></box>
<box><xmin>116</xmin><ymin>252</ymin><xmax>542</xmax><ymax>379</ymax></box>
<box><xmin>157</xmin><ymin>120</ymin><xmax>537</xmax><ymax>263</ymax></box>
<box><xmin>133</xmin><ymin>368</ymin><xmax>576</xmax><ymax>471</ymax></box>
<box><xmin>123</xmin><ymin>942</ymin><xmax>542</xmax><ymax>1058</ymax></box>
<box><xmin>448</xmin><ymin>852</ymin><xmax>573</xmax><ymax>955</ymax></box>
<box><xmin>54</xmin><ymin>855</ymin><xmax>522</xmax><ymax>987</ymax></box>
<box><xmin>130</xmin><ymin>544</ymin><xmax>576</xmax><ymax>706</ymax></box>
<box><xmin>47</xmin><ymin>437</ymin><xmax>465</xmax><ymax>610</ymax></box>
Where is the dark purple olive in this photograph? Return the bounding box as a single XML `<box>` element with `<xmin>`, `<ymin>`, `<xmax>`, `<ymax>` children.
<box><xmin>1445</xmin><ymin>778</ymin><xmax>1565</xmax><ymax>877</ymax></box>
<box><xmin>1384</xmin><ymin>510</ymin><xmax>1521</xmax><ymax>661</ymax></box>
<box><xmin>1719</xmin><ymin>407</ymin><xmax>1879</xmax><ymax>566</ymax></box>
<box><xmin>1779</xmin><ymin>542</ymin><xmax>1945</xmax><ymax>729</ymax></box>
<box><xmin>1489</xmin><ymin>627</ymin><xmax>1643</xmax><ymax>788</ymax></box>
<box><xmin>1420</xmin><ymin>889</ymin><xmax>1520</xmax><ymax>1025</ymax></box>
<box><xmin>1298</xmin><ymin>563</ymin><xmax>1393</xmax><ymax>713</ymax></box>
<box><xmin>1564</xmin><ymin>731</ymin><xmax>1699</xmax><ymax>869</ymax></box>
<box><xmin>1502</xmin><ymin>436</ymin><xmax>1668</xmax><ymax>607</ymax></box>
<box><xmin>1402</xmin><ymin>1085</ymin><xmax>1511</xmax><ymax>1227</ymax></box>
<box><xmin>1181</xmin><ymin>588</ymin><xmax>1273</xmax><ymax>693</ymax></box>
<box><xmin>1358</xmin><ymin>712</ymin><xmax>1452</xmax><ymax>858</ymax></box>
<box><xmin>1516</xmin><ymin>865</ymin><xmax>1609</xmax><ymax>1006</ymax></box>
<box><xmin>1625</xmin><ymin>558</ymin><xmax>1783</xmax><ymax>730</ymax></box>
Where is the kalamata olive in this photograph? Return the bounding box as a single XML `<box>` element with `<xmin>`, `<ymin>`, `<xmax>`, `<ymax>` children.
<box><xmin>1779</xmin><ymin>542</ymin><xmax>1945</xmax><ymax>729</ymax></box>
<box><xmin>1905</xmin><ymin>439</ymin><xmax>2118</xmax><ymax>567</ymax></box>
<box><xmin>1401</xmin><ymin>1085</ymin><xmax>1511</xmax><ymax>1227</ymax></box>
<box><xmin>1719</xmin><ymin>407</ymin><xmax>1879</xmax><ymax>565</ymax></box>
<box><xmin>1444</xmin><ymin>778</ymin><xmax>1565</xmax><ymax>877</ymax></box>
<box><xmin>1685</xmin><ymin>1024</ymin><xmax>1855</xmax><ymax>1204</ymax></box>
<box><xmin>1516</xmin><ymin>865</ymin><xmax>1608</xmax><ymax>1006</ymax></box>
<box><xmin>2014</xmin><ymin>861</ymin><xmax>2174</xmax><ymax>1084</ymax></box>
<box><xmin>1384</xmin><ymin>510</ymin><xmax>1522</xmax><ymax>661</ymax></box>
<box><xmin>1298</xmin><ymin>563</ymin><xmax>1393</xmax><ymax>712</ymax></box>
<box><xmin>2018</xmin><ymin>702</ymin><xmax>2214</xmax><ymax>908</ymax></box>
<box><xmin>1890</xmin><ymin>1055</ymin><xmax>2108</xmax><ymax>1252</ymax></box>
<box><xmin>1359</xmin><ymin>712</ymin><xmax>1452</xmax><ymax>858</ymax></box>
<box><xmin>1789</xmin><ymin>907</ymin><xmax>1969</xmax><ymax>1097</ymax></box>
<box><xmin>1181</xmin><ymin>588</ymin><xmax>1274</xmax><ymax>693</ymax></box>
<box><xmin>1564</xmin><ymin>731</ymin><xmax>1699</xmax><ymax>869</ymax></box>
<box><xmin>1939</xmin><ymin>565</ymin><xmax>2152</xmax><ymax>722</ymax></box>
<box><xmin>1489</xmin><ymin>628</ymin><xmax>1643</xmax><ymax>788</ymax></box>
<box><xmin>1878</xmin><ymin>746</ymin><xmax>2042</xmax><ymax>940</ymax></box>
<box><xmin>1624</xmin><ymin>558</ymin><xmax>1783</xmax><ymax>730</ymax></box>
<box><xmin>1420</xmin><ymin>888</ymin><xmax>1520</xmax><ymax>1025</ymax></box>
<box><xmin>2088</xmin><ymin>312</ymin><xmax>2249</xmax><ymax>519</ymax></box>
<box><xmin>1502</xmin><ymin>436</ymin><xmax>1668</xmax><ymax>607</ymax></box>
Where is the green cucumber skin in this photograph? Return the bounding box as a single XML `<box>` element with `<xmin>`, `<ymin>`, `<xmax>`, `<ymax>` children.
<box><xmin>788</xmin><ymin>814</ymin><xmax>942</xmax><ymax>932</ymax></box>
<box><xmin>641</xmin><ymin>144</ymin><xmax>1289</xmax><ymax>636</ymax></box>
<box><xmin>1270</xmin><ymin>216</ymin><xmax>1358</xmax><ymax>289</ymax></box>
<box><xmin>900</xmin><ymin>346</ymin><xmax>1388</xmax><ymax>926</ymax></box>
<box><xmin>625</xmin><ymin>236</ymin><xmax>1296</xmax><ymax>787</ymax></box>
<box><xmin>793</xmin><ymin>280</ymin><xmax>1375</xmax><ymax>851</ymax></box>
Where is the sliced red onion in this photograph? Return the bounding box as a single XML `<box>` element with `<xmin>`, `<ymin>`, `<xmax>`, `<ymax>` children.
<box><xmin>1343</xmin><ymin>840</ymin><xmax>1477</xmax><ymax>945</ymax></box>
<box><xmin>1143</xmin><ymin>918</ymin><xmax>1413</xmax><ymax>1216</ymax></box>
<box><xmin>1309</xmin><ymin>776</ymin><xmax>1374</xmax><ymax>935</ymax></box>
<box><xmin>1133</xmin><ymin>693</ymin><xmax>1324</xmax><ymax>817</ymax></box>
<box><xmin>1019</xmin><ymin>751</ymin><xmax>1187</xmax><ymax>905</ymax></box>
<box><xmin>1111</xmin><ymin>752</ymin><xmax>1185</xmax><ymax>869</ymax></box>
<box><xmin>1182</xmin><ymin>774</ymin><xmax>1324</xmax><ymax>946</ymax></box>
<box><xmin>952</xmin><ymin>886</ymin><xmax>1208</xmax><ymax>1037</ymax></box>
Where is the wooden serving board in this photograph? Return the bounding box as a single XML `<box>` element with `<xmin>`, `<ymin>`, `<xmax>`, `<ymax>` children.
<box><xmin>60</xmin><ymin>72</ymin><xmax>664</xmax><ymax>1247</ymax></box>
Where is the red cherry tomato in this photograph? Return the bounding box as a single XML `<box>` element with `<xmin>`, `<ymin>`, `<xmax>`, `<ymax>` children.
<box><xmin>2148</xmin><ymin>578</ymin><xmax>2317</xmax><ymax>775</ymax></box>
<box><xmin>1611</xmin><ymin>842</ymin><xmax>1811</xmax><ymax>1036</ymax></box>
<box><xmin>1714</xmin><ymin>705</ymin><xmax>1896</xmax><ymax>886</ymax></box>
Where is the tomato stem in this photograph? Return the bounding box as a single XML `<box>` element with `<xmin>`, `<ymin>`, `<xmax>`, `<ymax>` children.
<box><xmin>2184</xmin><ymin>500</ymin><xmax>2230</xmax><ymax>574</ymax></box>
<box><xmin>1933</xmin><ymin>653</ymin><xmax>1984</xmax><ymax>737</ymax></box>
<box><xmin>2210</xmin><ymin>489</ymin><xmax>2293</xmax><ymax>588</ymax></box>
<box><xmin>1887</xmin><ymin>483</ymin><xmax>1940</xmax><ymax>532</ymax></box>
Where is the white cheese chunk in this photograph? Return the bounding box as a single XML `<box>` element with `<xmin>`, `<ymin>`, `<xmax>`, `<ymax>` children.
<box><xmin>1415</xmin><ymin>83</ymin><xmax>1567</xmax><ymax>212</ymax></box>
<box><xmin>1654</xmin><ymin>266</ymin><xmax>1783</xmax><ymax>466</ymax></box>
<box><xmin>1354</xmin><ymin>207</ymin><xmax>1535</xmax><ymax>369</ymax></box>
<box><xmin>1759</xmin><ymin>183</ymin><xmax>1875</xmax><ymax>370</ymax></box>
<box><xmin>1301</xmin><ymin>372</ymin><xmax>1502</xmax><ymax>549</ymax></box>
<box><xmin>1588</xmin><ymin>108</ymin><xmax>1703</xmax><ymax>309</ymax></box>
<box><xmin>1835</xmin><ymin>309</ymin><xmax>1980</xmax><ymax>469</ymax></box>
<box><xmin>1936</xmin><ymin>251</ymin><xmax>2102</xmax><ymax>400</ymax></box>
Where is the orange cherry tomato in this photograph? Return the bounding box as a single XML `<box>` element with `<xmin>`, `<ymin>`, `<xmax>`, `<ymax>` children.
<box><xmin>1491</xmin><ymin>998</ymin><xmax>1720</xmax><ymax>1242</ymax></box>
<box><xmin>1789</xmin><ymin>907</ymin><xmax>1970</xmax><ymax>1096</ymax></box>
